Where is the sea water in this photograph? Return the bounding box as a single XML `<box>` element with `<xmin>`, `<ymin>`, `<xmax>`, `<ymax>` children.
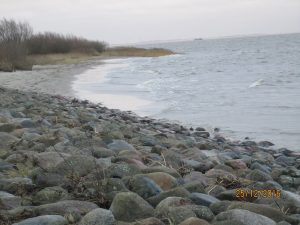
<box><xmin>73</xmin><ymin>33</ymin><xmax>300</xmax><ymax>151</ymax></box>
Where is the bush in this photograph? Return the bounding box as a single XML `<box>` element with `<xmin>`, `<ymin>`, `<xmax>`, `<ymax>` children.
<box><xmin>28</xmin><ymin>32</ymin><xmax>107</xmax><ymax>55</ymax></box>
<box><xmin>0</xmin><ymin>18</ymin><xmax>33</xmax><ymax>71</ymax></box>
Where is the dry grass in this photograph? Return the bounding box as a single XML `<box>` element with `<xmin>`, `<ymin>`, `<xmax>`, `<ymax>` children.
<box><xmin>5</xmin><ymin>163</ymin><xmax>31</xmax><ymax>178</ymax></box>
<box><xmin>102</xmin><ymin>47</ymin><xmax>175</xmax><ymax>57</ymax></box>
<box><xmin>26</xmin><ymin>47</ymin><xmax>175</xmax><ymax>66</ymax></box>
<box><xmin>27</xmin><ymin>52</ymin><xmax>101</xmax><ymax>65</ymax></box>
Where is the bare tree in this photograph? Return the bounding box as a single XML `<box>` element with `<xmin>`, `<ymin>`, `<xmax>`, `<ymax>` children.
<box><xmin>0</xmin><ymin>18</ymin><xmax>33</xmax><ymax>71</ymax></box>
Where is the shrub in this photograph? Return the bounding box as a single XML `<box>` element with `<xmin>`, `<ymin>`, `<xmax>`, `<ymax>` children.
<box><xmin>0</xmin><ymin>18</ymin><xmax>33</xmax><ymax>71</ymax></box>
<box><xmin>28</xmin><ymin>32</ymin><xmax>107</xmax><ymax>55</ymax></box>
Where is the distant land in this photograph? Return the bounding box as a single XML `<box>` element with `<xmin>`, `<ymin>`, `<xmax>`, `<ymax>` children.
<box><xmin>118</xmin><ymin>32</ymin><xmax>300</xmax><ymax>46</ymax></box>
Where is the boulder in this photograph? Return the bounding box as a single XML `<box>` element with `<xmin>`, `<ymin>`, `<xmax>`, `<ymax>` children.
<box><xmin>209</xmin><ymin>201</ymin><xmax>231</xmax><ymax>215</ymax></box>
<box><xmin>228</xmin><ymin>202</ymin><xmax>294</xmax><ymax>223</ymax></box>
<box><xmin>246</xmin><ymin>169</ymin><xmax>273</xmax><ymax>182</ymax></box>
<box><xmin>19</xmin><ymin>119</ymin><xmax>36</xmax><ymax>128</ymax></box>
<box><xmin>107</xmin><ymin>140</ymin><xmax>136</xmax><ymax>154</ymax></box>
<box><xmin>33</xmin><ymin>186</ymin><xmax>69</xmax><ymax>205</ymax></box>
<box><xmin>179</xmin><ymin>217</ymin><xmax>211</xmax><ymax>225</ymax></box>
<box><xmin>0</xmin><ymin>191</ymin><xmax>22</xmax><ymax>209</ymax></box>
<box><xmin>142</xmin><ymin>166</ymin><xmax>181</xmax><ymax>178</ymax></box>
<box><xmin>110</xmin><ymin>192</ymin><xmax>155</xmax><ymax>222</ymax></box>
<box><xmin>190</xmin><ymin>193</ymin><xmax>220</xmax><ymax>207</ymax></box>
<box><xmin>0</xmin><ymin>132</ymin><xmax>18</xmax><ymax>149</ymax></box>
<box><xmin>225</xmin><ymin>159</ymin><xmax>247</xmax><ymax>170</ymax></box>
<box><xmin>51</xmin><ymin>155</ymin><xmax>97</xmax><ymax>177</ymax></box>
<box><xmin>147</xmin><ymin>187</ymin><xmax>191</xmax><ymax>207</ymax></box>
<box><xmin>31</xmin><ymin>169</ymin><xmax>70</xmax><ymax>188</ymax></box>
<box><xmin>92</xmin><ymin>147</ymin><xmax>115</xmax><ymax>158</ymax></box>
<box><xmin>129</xmin><ymin>217</ymin><xmax>165</xmax><ymax>225</ymax></box>
<box><xmin>212</xmin><ymin>220</ymin><xmax>246</xmax><ymax>225</ymax></box>
<box><xmin>107</xmin><ymin>163</ymin><xmax>141</xmax><ymax>178</ymax></box>
<box><xmin>155</xmin><ymin>197</ymin><xmax>193</xmax><ymax>218</ymax></box>
<box><xmin>124</xmin><ymin>174</ymin><xmax>162</xmax><ymax>199</ymax></box>
<box><xmin>183</xmin><ymin>172</ymin><xmax>212</xmax><ymax>187</ymax></box>
<box><xmin>144</xmin><ymin>172</ymin><xmax>178</xmax><ymax>191</ymax></box>
<box><xmin>12</xmin><ymin>215</ymin><xmax>67</xmax><ymax>225</ymax></box>
<box><xmin>0</xmin><ymin>123</ymin><xmax>16</xmax><ymax>132</ymax></box>
<box><xmin>33</xmin><ymin>152</ymin><xmax>71</xmax><ymax>170</ymax></box>
<box><xmin>79</xmin><ymin>208</ymin><xmax>115</xmax><ymax>225</ymax></box>
<box><xmin>0</xmin><ymin>177</ymin><xmax>34</xmax><ymax>194</ymax></box>
<box><xmin>34</xmin><ymin>200</ymin><xmax>99</xmax><ymax>217</ymax></box>
<box><xmin>216</xmin><ymin>209</ymin><xmax>276</xmax><ymax>225</ymax></box>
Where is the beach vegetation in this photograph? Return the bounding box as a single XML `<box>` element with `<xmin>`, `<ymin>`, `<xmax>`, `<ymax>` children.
<box><xmin>28</xmin><ymin>32</ymin><xmax>107</xmax><ymax>55</ymax></box>
<box><xmin>0</xmin><ymin>18</ymin><xmax>174</xmax><ymax>72</ymax></box>
<box><xmin>0</xmin><ymin>18</ymin><xmax>33</xmax><ymax>71</ymax></box>
<box><xmin>103</xmin><ymin>46</ymin><xmax>174</xmax><ymax>57</ymax></box>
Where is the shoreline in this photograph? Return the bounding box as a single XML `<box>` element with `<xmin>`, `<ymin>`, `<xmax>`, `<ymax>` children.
<box><xmin>0</xmin><ymin>57</ymin><xmax>107</xmax><ymax>97</ymax></box>
<box><xmin>72</xmin><ymin>58</ymin><xmax>153</xmax><ymax>113</ymax></box>
<box><xmin>0</xmin><ymin>86</ymin><xmax>299</xmax><ymax>225</ymax></box>
<box><xmin>1</xmin><ymin>57</ymin><xmax>299</xmax><ymax>152</ymax></box>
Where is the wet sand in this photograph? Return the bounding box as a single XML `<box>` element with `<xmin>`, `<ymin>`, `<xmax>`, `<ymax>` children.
<box><xmin>0</xmin><ymin>57</ymin><xmax>151</xmax><ymax>113</ymax></box>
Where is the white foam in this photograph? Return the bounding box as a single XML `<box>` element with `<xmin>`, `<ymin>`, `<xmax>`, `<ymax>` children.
<box><xmin>249</xmin><ymin>79</ymin><xmax>264</xmax><ymax>88</ymax></box>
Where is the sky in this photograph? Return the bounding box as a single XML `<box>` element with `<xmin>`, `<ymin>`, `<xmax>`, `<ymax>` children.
<box><xmin>1</xmin><ymin>0</ymin><xmax>300</xmax><ymax>45</ymax></box>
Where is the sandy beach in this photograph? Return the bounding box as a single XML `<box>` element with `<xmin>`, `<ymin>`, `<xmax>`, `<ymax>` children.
<box><xmin>0</xmin><ymin>58</ymin><xmax>105</xmax><ymax>97</ymax></box>
<box><xmin>0</xmin><ymin>57</ymin><xmax>152</xmax><ymax>114</ymax></box>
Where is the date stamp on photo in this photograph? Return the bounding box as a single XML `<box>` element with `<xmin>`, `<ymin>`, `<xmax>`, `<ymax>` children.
<box><xmin>235</xmin><ymin>189</ymin><xmax>281</xmax><ymax>199</ymax></box>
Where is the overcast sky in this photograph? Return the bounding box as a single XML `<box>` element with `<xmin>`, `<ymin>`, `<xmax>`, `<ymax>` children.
<box><xmin>1</xmin><ymin>0</ymin><xmax>300</xmax><ymax>44</ymax></box>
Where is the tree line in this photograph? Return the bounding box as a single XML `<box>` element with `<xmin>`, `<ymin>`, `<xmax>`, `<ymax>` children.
<box><xmin>0</xmin><ymin>18</ymin><xmax>107</xmax><ymax>72</ymax></box>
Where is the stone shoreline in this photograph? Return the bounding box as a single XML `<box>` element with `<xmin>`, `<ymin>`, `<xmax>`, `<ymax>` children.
<box><xmin>0</xmin><ymin>86</ymin><xmax>299</xmax><ymax>225</ymax></box>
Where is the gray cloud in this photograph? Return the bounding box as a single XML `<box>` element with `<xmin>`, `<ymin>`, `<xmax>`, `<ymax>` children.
<box><xmin>0</xmin><ymin>0</ymin><xmax>299</xmax><ymax>44</ymax></box>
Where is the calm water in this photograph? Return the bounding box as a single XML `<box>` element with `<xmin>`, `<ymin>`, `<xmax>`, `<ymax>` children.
<box><xmin>73</xmin><ymin>34</ymin><xmax>300</xmax><ymax>151</ymax></box>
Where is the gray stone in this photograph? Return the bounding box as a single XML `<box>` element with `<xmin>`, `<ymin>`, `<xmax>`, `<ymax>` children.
<box><xmin>190</xmin><ymin>192</ymin><xmax>220</xmax><ymax>207</ymax></box>
<box><xmin>155</xmin><ymin>197</ymin><xmax>193</xmax><ymax>218</ymax></box>
<box><xmin>275</xmin><ymin>156</ymin><xmax>295</xmax><ymax>167</ymax></box>
<box><xmin>183</xmin><ymin>181</ymin><xmax>206</xmax><ymax>194</ymax></box>
<box><xmin>210</xmin><ymin>201</ymin><xmax>231</xmax><ymax>215</ymax></box>
<box><xmin>250</xmin><ymin>162</ymin><xmax>271</xmax><ymax>174</ymax></box>
<box><xmin>107</xmin><ymin>140</ymin><xmax>136</xmax><ymax>153</ymax></box>
<box><xmin>0</xmin><ymin>191</ymin><xmax>22</xmax><ymax>209</ymax></box>
<box><xmin>187</xmin><ymin>205</ymin><xmax>214</xmax><ymax>221</ymax></box>
<box><xmin>33</xmin><ymin>186</ymin><xmax>69</xmax><ymax>205</ymax></box>
<box><xmin>179</xmin><ymin>217</ymin><xmax>211</xmax><ymax>225</ymax></box>
<box><xmin>12</xmin><ymin>215</ymin><xmax>67</xmax><ymax>225</ymax></box>
<box><xmin>147</xmin><ymin>187</ymin><xmax>191</xmax><ymax>207</ymax></box>
<box><xmin>22</xmin><ymin>132</ymin><xmax>41</xmax><ymax>141</ymax></box>
<box><xmin>33</xmin><ymin>152</ymin><xmax>71</xmax><ymax>171</ymax></box>
<box><xmin>35</xmin><ymin>200</ymin><xmax>99</xmax><ymax>217</ymax></box>
<box><xmin>228</xmin><ymin>202</ymin><xmax>294</xmax><ymax>223</ymax></box>
<box><xmin>20</xmin><ymin>119</ymin><xmax>36</xmax><ymax>128</ymax></box>
<box><xmin>0</xmin><ymin>132</ymin><xmax>18</xmax><ymax>149</ymax></box>
<box><xmin>92</xmin><ymin>147</ymin><xmax>115</xmax><ymax>158</ymax></box>
<box><xmin>212</xmin><ymin>220</ymin><xmax>246</xmax><ymax>225</ymax></box>
<box><xmin>246</xmin><ymin>169</ymin><xmax>273</xmax><ymax>182</ymax></box>
<box><xmin>278</xmin><ymin>175</ymin><xmax>300</xmax><ymax>188</ymax></box>
<box><xmin>216</xmin><ymin>209</ymin><xmax>276</xmax><ymax>225</ymax></box>
<box><xmin>124</xmin><ymin>174</ymin><xmax>162</xmax><ymax>199</ymax></box>
<box><xmin>0</xmin><ymin>123</ymin><xmax>16</xmax><ymax>132</ymax></box>
<box><xmin>276</xmin><ymin>222</ymin><xmax>291</xmax><ymax>225</ymax></box>
<box><xmin>110</xmin><ymin>192</ymin><xmax>154</xmax><ymax>222</ymax></box>
<box><xmin>79</xmin><ymin>208</ymin><xmax>115</xmax><ymax>225</ymax></box>
<box><xmin>166</xmin><ymin>206</ymin><xmax>197</xmax><ymax>224</ymax></box>
<box><xmin>51</xmin><ymin>155</ymin><xmax>96</xmax><ymax>177</ymax></box>
<box><xmin>31</xmin><ymin>169</ymin><xmax>70</xmax><ymax>188</ymax></box>
<box><xmin>144</xmin><ymin>172</ymin><xmax>178</xmax><ymax>191</ymax></box>
<box><xmin>107</xmin><ymin>163</ymin><xmax>141</xmax><ymax>178</ymax></box>
<box><xmin>0</xmin><ymin>177</ymin><xmax>34</xmax><ymax>194</ymax></box>
<box><xmin>0</xmin><ymin>160</ymin><xmax>15</xmax><ymax>172</ymax></box>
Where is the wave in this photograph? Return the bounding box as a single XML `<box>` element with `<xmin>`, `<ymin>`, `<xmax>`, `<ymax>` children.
<box><xmin>249</xmin><ymin>79</ymin><xmax>264</xmax><ymax>88</ymax></box>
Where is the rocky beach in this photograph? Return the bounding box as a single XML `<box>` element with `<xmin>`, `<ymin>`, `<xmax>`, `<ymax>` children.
<box><xmin>0</xmin><ymin>84</ymin><xmax>300</xmax><ymax>225</ymax></box>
